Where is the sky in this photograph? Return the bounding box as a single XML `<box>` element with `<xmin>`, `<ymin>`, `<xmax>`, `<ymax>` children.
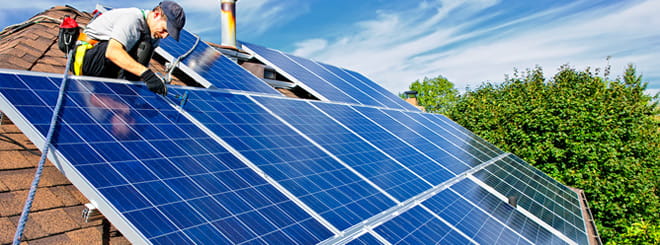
<box><xmin>1</xmin><ymin>0</ymin><xmax>659</xmax><ymax>96</ymax></box>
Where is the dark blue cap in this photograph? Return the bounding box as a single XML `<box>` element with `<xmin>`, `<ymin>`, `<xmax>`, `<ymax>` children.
<box><xmin>160</xmin><ymin>1</ymin><xmax>186</xmax><ymax>41</ymax></box>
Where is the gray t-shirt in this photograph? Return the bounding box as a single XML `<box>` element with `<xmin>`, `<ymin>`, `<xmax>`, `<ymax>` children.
<box><xmin>84</xmin><ymin>8</ymin><xmax>159</xmax><ymax>51</ymax></box>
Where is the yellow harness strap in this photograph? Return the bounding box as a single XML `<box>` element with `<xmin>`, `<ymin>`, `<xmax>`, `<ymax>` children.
<box><xmin>73</xmin><ymin>43</ymin><xmax>94</xmax><ymax>76</ymax></box>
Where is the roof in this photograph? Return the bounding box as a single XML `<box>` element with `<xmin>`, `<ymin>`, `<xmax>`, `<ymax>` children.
<box><xmin>0</xmin><ymin>6</ymin><xmax>130</xmax><ymax>244</ymax></box>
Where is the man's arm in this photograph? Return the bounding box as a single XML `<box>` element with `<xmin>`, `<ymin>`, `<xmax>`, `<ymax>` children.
<box><xmin>105</xmin><ymin>38</ymin><xmax>148</xmax><ymax>77</ymax></box>
<box><xmin>105</xmin><ymin>38</ymin><xmax>166</xmax><ymax>95</ymax></box>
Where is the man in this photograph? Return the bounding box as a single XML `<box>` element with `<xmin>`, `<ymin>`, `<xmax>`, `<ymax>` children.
<box><xmin>72</xmin><ymin>1</ymin><xmax>186</xmax><ymax>95</ymax></box>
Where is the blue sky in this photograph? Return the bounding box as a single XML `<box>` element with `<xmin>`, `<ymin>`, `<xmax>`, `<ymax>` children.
<box><xmin>1</xmin><ymin>0</ymin><xmax>658</xmax><ymax>96</ymax></box>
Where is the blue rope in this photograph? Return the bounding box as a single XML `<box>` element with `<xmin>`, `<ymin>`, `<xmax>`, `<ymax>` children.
<box><xmin>12</xmin><ymin>49</ymin><xmax>75</xmax><ymax>245</ymax></box>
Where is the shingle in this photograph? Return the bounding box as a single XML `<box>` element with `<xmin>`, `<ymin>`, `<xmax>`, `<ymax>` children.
<box><xmin>0</xmin><ymin>216</ymin><xmax>16</xmax><ymax>244</ymax></box>
<box><xmin>0</xmin><ymin>131</ymin><xmax>35</xmax><ymax>151</ymax></box>
<box><xmin>49</xmin><ymin>185</ymin><xmax>82</xmax><ymax>207</ymax></box>
<box><xmin>21</xmin><ymin>233</ymin><xmax>73</xmax><ymax>245</ymax></box>
<box><xmin>66</xmin><ymin>227</ymin><xmax>104</xmax><ymax>244</ymax></box>
<box><xmin>8</xmin><ymin>213</ymin><xmax>49</xmax><ymax>241</ymax></box>
<box><xmin>30</xmin><ymin>209</ymin><xmax>79</xmax><ymax>235</ymax></box>
<box><xmin>0</xmin><ymin>150</ymin><xmax>34</xmax><ymax>170</ymax></box>
<box><xmin>12</xmin><ymin>188</ymin><xmax>65</xmax><ymax>212</ymax></box>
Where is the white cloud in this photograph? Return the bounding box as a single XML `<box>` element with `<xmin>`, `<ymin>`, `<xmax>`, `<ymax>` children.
<box><xmin>292</xmin><ymin>39</ymin><xmax>327</xmax><ymax>57</ymax></box>
<box><xmin>295</xmin><ymin>0</ymin><xmax>660</xmax><ymax>95</ymax></box>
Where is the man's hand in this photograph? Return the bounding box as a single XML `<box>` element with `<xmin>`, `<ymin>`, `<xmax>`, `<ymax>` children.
<box><xmin>140</xmin><ymin>70</ymin><xmax>167</xmax><ymax>95</ymax></box>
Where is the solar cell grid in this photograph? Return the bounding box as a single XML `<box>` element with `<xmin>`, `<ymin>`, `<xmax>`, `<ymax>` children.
<box><xmin>283</xmin><ymin>53</ymin><xmax>386</xmax><ymax>108</ymax></box>
<box><xmin>158</xmin><ymin>30</ymin><xmax>279</xmax><ymax>95</ymax></box>
<box><xmin>254</xmin><ymin>96</ymin><xmax>434</xmax><ymax>202</ymax></box>
<box><xmin>406</xmin><ymin>112</ymin><xmax>503</xmax><ymax>158</ymax></box>
<box><xmin>313</xmin><ymin>102</ymin><xmax>454</xmax><ymax>186</ymax></box>
<box><xmin>451</xmin><ymin>178</ymin><xmax>569</xmax><ymax>244</ymax></box>
<box><xmin>373</xmin><ymin>206</ymin><xmax>472</xmax><ymax>244</ymax></box>
<box><xmin>0</xmin><ymin>72</ymin><xmax>332</xmax><ymax>244</ymax></box>
<box><xmin>175</xmin><ymin>88</ymin><xmax>395</xmax><ymax>230</ymax></box>
<box><xmin>381</xmin><ymin>109</ymin><xmax>493</xmax><ymax>163</ymax></box>
<box><xmin>319</xmin><ymin>63</ymin><xmax>407</xmax><ymax>110</ymax></box>
<box><xmin>345</xmin><ymin>233</ymin><xmax>383</xmax><ymax>245</ymax></box>
<box><xmin>422</xmin><ymin>182</ymin><xmax>532</xmax><ymax>245</ymax></box>
<box><xmin>473</xmin><ymin>156</ymin><xmax>588</xmax><ymax>244</ymax></box>
<box><xmin>354</xmin><ymin>106</ymin><xmax>477</xmax><ymax>174</ymax></box>
<box><xmin>342</xmin><ymin>69</ymin><xmax>420</xmax><ymax>111</ymax></box>
<box><xmin>242</xmin><ymin>42</ymin><xmax>359</xmax><ymax>103</ymax></box>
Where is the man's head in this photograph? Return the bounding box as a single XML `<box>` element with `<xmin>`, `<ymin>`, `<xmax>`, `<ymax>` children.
<box><xmin>148</xmin><ymin>1</ymin><xmax>186</xmax><ymax>41</ymax></box>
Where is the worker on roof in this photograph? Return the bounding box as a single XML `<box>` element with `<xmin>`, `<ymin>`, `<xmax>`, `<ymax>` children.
<box><xmin>71</xmin><ymin>1</ymin><xmax>186</xmax><ymax>95</ymax></box>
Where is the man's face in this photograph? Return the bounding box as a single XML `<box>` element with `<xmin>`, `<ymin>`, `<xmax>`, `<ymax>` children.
<box><xmin>150</xmin><ymin>11</ymin><xmax>169</xmax><ymax>39</ymax></box>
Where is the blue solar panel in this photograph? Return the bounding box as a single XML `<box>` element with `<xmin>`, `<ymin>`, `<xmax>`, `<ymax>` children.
<box><xmin>410</xmin><ymin>112</ymin><xmax>504</xmax><ymax>158</ymax></box>
<box><xmin>254</xmin><ymin>96</ymin><xmax>431</xmax><ymax>202</ymax></box>
<box><xmin>373</xmin><ymin>206</ymin><xmax>472</xmax><ymax>244</ymax></box>
<box><xmin>0</xmin><ymin>71</ymin><xmax>331</xmax><ymax>244</ymax></box>
<box><xmin>422</xmin><ymin>181</ymin><xmax>533</xmax><ymax>245</ymax></box>
<box><xmin>473</xmin><ymin>155</ymin><xmax>588</xmax><ymax>244</ymax></box>
<box><xmin>242</xmin><ymin>42</ymin><xmax>421</xmax><ymax>111</ymax></box>
<box><xmin>158</xmin><ymin>30</ymin><xmax>280</xmax><ymax>95</ymax></box>
<box><xmin>344</xmin><ymin>233</ymin><xmax>383</xmax><ymax>245</ymax></box>
<box><xmin>312</xmin><ymin>102</ymin><xmax>454</xmax><ymax>186</ymax></box>
<box><xmin>282</xmin><ymin>53</ymin><xmax>386</xmax><ymax>108</ymax></box>
<box><xmin>242</xmin><ymin>42</ymin><xmax>359</xmax><ymax>103</ymax></box>
<box><xmin>450</xmin><ymin>177</ymin><xmax>570</xmax><ymax>244</ymax></box>
<box><xmin>342</xmin><ymin>69</ymin><xmax>421</xmax><ymax>111</ymax></box>
<box><xmin>172</xmin><ymin>88</ymin><xmax>395</xmax><ymax>230</ymax></box>
<box><xmin>319</xmin><ymin>62</ymin><xmax>408</xmax><ymax>110</ymax></box>
<box><xmin>353</xmin><ymin>106</ymin><xmax>478</xmax><ymax>174</ymax></box>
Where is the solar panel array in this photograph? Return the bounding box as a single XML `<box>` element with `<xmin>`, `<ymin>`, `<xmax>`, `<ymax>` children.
<box><xmin>241</xmin><ymin>42</ymin><xmax>420</xmax><ymax>111</ymax></box>
<box><xmin>0</xmin><ymin>66</ymin><xmax>588</xmax><ymax>244</ymax></box>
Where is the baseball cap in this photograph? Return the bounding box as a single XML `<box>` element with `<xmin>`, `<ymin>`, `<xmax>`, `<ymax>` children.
<box><xmin>159</xmin><ymin>1</ymin><xmax>186</xmax><ymax>41</ymax></box>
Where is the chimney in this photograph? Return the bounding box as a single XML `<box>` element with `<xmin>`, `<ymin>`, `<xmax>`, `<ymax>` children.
<box><xmin>403</xmin><ymin>90</ymin><xmax>425</xmax><ymax>111</ymax></box>
<box><xmin>220</xmin><ymin>0</ymin><xmax>237</xmax><ymax>49</ymax></box>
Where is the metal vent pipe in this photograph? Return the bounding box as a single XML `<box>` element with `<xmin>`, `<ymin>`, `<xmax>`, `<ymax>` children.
<box><xmin>220</xmin><ymin>0</ymin><xmax>237</xmax><ymax>48</ymax></box>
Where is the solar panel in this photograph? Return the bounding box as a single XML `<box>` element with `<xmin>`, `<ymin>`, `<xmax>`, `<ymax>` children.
<box><xmin>342</xmin><ymin>69</ymin><xmax>421</xmax><ymax>111</ymax></box>
<box><xmin>241</xmin><ymin>42</ymin><xmax>358</xmax><ymax>103</ymax></box>
<box><xmin>0</xmin><ymin>71</ymin><xmax>331</xmax><ymax>244</ymax></box>
<box><xmin>281</xmin><ymin>53</ymin><xmax>386</xmax><ymax>108</ymax></box>
<box><xmin>318</xmin><ymin>62</ymin><xmax>409</xmax><ymax>110</ymax></box>
<box><xmin>157</xmin><ymin>30</ymin><xmax>280</xmax><ymax>95</ymax></box>
<box><xmin>310</xmin><ymin>102</ymin><xmax>454</xmax><ymax>186</ymax></box>
<box><xmin>0</xmin><ymin>68</ymin><xmax>589</xmax><ymax>244</ymax></box>
<box><xmin>253</xmin><ymin>96</ymin><xmax>432</xmax><ymax>201</ymax></box>
<box><xmin>242</xmin><ymin>42</ymin><xmax>422</xmax><ymax>111</ymax></box>
<box><xmin>172</xmin><ymin>88</ymin><xmax>395</xmax><ymax>230</ymax></box>
<box><xmin>473</xmin><ymin>155</ymin><xmax>589</xmax><ymax>244</ymax></box>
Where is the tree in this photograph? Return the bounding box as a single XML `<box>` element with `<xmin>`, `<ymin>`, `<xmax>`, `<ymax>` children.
<box><xmin>446</xmin><ymin>64</ymin><xmax>660</xmax><ymax>243</ymax></box>
<box><xmin>402</xmin><ymin>75</ymin><xmax>459</xmax><ymax>114</ymax></box>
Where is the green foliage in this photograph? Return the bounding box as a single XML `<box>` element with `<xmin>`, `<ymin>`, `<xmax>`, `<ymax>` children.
<box><xmin>402</xmin><ymin>75</ymin><xmax>459</xmax><ymax>114</ymax></box>
<box><xmin>607</xmin><ymin>220</ymin><xmax>660</xmax><ymax>244</ymax></box>
<box><xmin>444</xmin><ymin>64</ymin><xmax>660</xmax><ymax>243</ymax></box>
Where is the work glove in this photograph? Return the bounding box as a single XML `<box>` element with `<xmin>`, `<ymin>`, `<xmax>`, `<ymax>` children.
<box><xmin>140</xmin><ymin>69</ymin><xmax>167</xmax><ymax>96</ymax></box>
